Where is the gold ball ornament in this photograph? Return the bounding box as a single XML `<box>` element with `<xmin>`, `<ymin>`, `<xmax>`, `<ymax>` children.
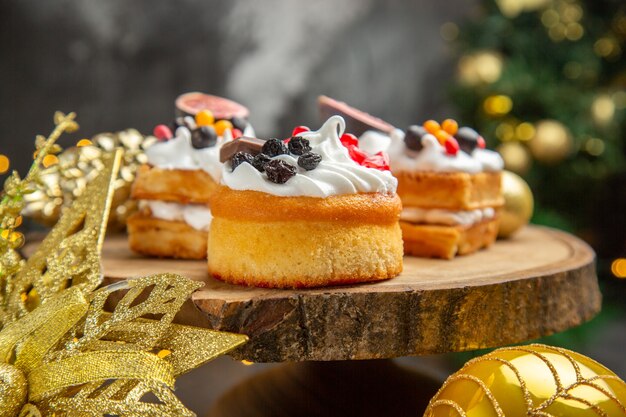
<box><xmin>497</xmin><ymin>142</ymin><xmax>532</xmax><ymax>174</ymax></box>
<box><xmin>457</xmin><ymin>51</ymin><xmax>504</xmax><ymax>86</ymax></box>
<box><xmin>528</xmin><ymin>120</ymin><xmax>573</xmax><ymax>164</ymax></box>
<box><xmin>424</xmin><ymin>344</ymin><xmax>626</xmax><ymax>417</ymax></box>
<box><xmin>499</xmin><ymin>171</ymin><xmax>534</xmax><ymax>238</ymax></box>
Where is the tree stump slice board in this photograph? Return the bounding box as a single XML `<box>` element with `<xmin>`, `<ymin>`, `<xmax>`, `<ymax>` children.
<box><xmin>25</xmin><ymin>225</ymin><xmax>600</xmax><ymax>362</ymax></box>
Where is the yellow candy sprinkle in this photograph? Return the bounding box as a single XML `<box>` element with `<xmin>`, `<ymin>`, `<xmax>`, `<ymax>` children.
<box><xmin>157</xmin><ymin>349</ymin><xmax>172</xmax><ymax>358</ymax></box>
<box><xmin>434</xmin><ymin>130</ymin><xmax>450</xmax><ymax>145</ymax></box>
<box><xmin>20</xmin><ymin>292</ymin><xmax>28</xmax><ymax>302</ymax></box>
<box><xmin>241</xmin><ymin>360</ymin><xmax>254</xmax><ymax>366</ymax></box>
<box><xmin>1</xmin><ymin>229</ymin><xmax>9</xmax><ymax>239</ymax></box>
<box><xmin>195</xmin><ymin>110</ymin><xmax>215</xmax><ymax>127</ymax></box>
<box><xmin>42</xmin><ymin>154</ymin><xmax>59</xmax><ymax>168</ymax></box>
<box><xmin>77</xmin><ymin>138</ymin><xmax>93</xmax><ymax>147</ymax></box>
<box><xmin>214</xmin><ymin>119</ymin><xmax>234</xmax><ymax>136</ymax></box>
<box><xmin>0</xmin><ymin>154</ymin><xmax>9</xmax><ymax>174</ymax></box>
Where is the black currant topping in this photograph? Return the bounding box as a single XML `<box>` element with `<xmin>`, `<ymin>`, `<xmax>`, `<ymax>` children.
<box><xmin>252</xmin><ymin>153</ymin><xmax>271</xmax><ymax>172</ymax></box>
<box><xmin>404</xmin><ymin>125</ymin><xmax>427</xmax><ymax>151</ymax></box>
<box><xmin>265</xmin><ymin>159</ymin><xmax>297</xmax><ymax>184</ymax></box>
<box><xmin>191</xmin><ymin>126</ymin><xmax>218</xmax><ymax>149</ymax></box>
<box><xmin>231</xmin><ymin>151</ymin><xmax>254</xmax><ymax>171</ymax></box>
<box><xmin>230</xmin><ymin>116</ymin><xmax>248</xmax><ymax>132</ymax></box>
<box><xmin>261</xmin><ymin>138</ymin><xmax>288</xmax><ymax>157</ymax></box>
<box><xmin>455</xmin><ymin>127</ymin><xmax>480</xmax><ymax>153</ymax></box>
<box><xmin>288</xmin><ymin>136</ymin><xmax>312</xmax><ymax>155</ymax></box>
<box><xmin>298</xmin><ymin>152</ymin><xmax>322</xmax><ymax>171</ymax></box>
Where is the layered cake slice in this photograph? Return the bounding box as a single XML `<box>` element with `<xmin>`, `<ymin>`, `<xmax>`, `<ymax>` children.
<box><xmin>128</xmin><ymin>92</ymin><xmax>253</xmax><ymax>259</ymax></box>
<box><xmin>319</xmin><ymin>96</ymin><xmax>504</xmax><ymax>259</ymax></box>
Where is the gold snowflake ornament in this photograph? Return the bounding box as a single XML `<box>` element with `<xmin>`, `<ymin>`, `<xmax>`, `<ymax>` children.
<box><xmin>0</xmin><ymin>114</ymin><xmax>247</xmax><ymax>416</ymax></box>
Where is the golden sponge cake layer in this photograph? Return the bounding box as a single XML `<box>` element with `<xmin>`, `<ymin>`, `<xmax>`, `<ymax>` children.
<box><xmin>210</xmin><ymin>187</ymin><xmax>401</xmax><ymax>224</ymax></box>
<box><xmin>208</xmin><ymin>217</ymin><xmax>403</xmax><ymax>288</ymax></box>
<box><xmin>131</xmin><ymin>164</ymin><xmax>218</xmax><ymax>204</ymax></box>
<box><xmin>128</xmin><ymin>212</ymin><xmax>207</xmax><ymax>259</ymax></box>
<box><xmin>400</xmin><ymin>217</ymin><xmax>499</xmax><ymax>259</ymax></box>
<box><xmin>395</xmin><ymin>171</ymin><xmax>503</xmax><ymax>210</ymax></box>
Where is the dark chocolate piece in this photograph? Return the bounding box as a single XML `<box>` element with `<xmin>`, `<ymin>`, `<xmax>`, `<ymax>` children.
<box><xmin>219</xmin><ymin>136</ymin><xmax>266</xmax><ymax>162</ymax></box>
<box><xmin>404</xmin><ymin>125</ymin><xmax>427</xmax><ymax>151</ymax></box>
<box><xmin>191</xmin><ymin>126</ymin><xmax>218</xmax><ymax>149</ymax></box>
<box><xmin>455</xmin><ymin>127</ymin><xmax>481</xmax><ymax>153</ymax></box>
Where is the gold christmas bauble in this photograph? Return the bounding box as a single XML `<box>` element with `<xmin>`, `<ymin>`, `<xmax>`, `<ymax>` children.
<box><xmin>499</xmin><ymin>171</ymin><xmax>534</xmax><ymax>238</ymax></box>
<box><xmin>528</xmin><ymin>119</ymin><xmax>572</xmax><ymax>164</ymax></box>
<box><xmin>424</xmin><ymin>344</ymin><xmax>626</xmax><ymax>417</ymax></box>
<box><xmin>457</xmin><ymin>51</ymin><xmax>503</xmax><ymax>86</ymax></box>
<box><xmin>496</xmin><ymin>142</ymin><xmax>532</xmax><ymax>174</ymax></box>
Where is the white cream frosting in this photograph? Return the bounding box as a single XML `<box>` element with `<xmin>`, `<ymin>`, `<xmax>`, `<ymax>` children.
<box><xmin>221</xmin><ymin>116</ymin><xmax>397</xmax><ymax>198</ymax></box>
<box><xmin>401</xmin><ymin>207</ymin><xmax>495</xmax><ymax>226</ymax></box>
<box><xmin>361</xmin><ymin>128</ymin><xmax>503</xmax><ymax>173</ymax></box>
<box><xmin>141</xmin><ymin>200</ymin><xmax>212</xmax><ymax>231</ymax></box>
<box><xmin>387</xmin><ymin>130</ymin><xmax>482</xmax><ymax>174</ymax></box>
<box><xmin>472</xmin><ymin>148</ymin><xmax>504</xmax><ymax>171</ymax></box>
<box><xmin>145</xmin><ymin>124</ymin><xmax>255</xmax><ymax>182</ymax></box>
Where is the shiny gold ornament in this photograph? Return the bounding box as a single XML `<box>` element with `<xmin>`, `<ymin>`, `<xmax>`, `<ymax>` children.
<box><xmin>499</xmin><ymin>171</ymin><xmax>534</xmax><ymax>238</ymax></box>
<box><xmin>497</xmin><ymin>142</ymin><xmax>532</xmax><ymax>174</ymax></box>
<box><xmin>528</xmin><ymin>119</ymin><xmax>573</xmax><ymax>164</ymax></box>
<box><xmin>424</xmin><ymin>344</ymin><xmax>626</xmax><ymax>417</ymax></box>
<box><xmin>0</xmin><ymin>115</ymin><xmax>247</xmax><ymax>416</ymax></box>
<box><xmin>23</xmin><ymin>129</ymin><xmax>156</xmax><ymax>230</ymax></box>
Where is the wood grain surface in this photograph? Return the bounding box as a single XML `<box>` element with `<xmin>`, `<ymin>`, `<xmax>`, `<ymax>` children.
<box><xmin>24</xmin><ymin>226</ymin><xmax>601</xmax><ymax>363</ymax></box>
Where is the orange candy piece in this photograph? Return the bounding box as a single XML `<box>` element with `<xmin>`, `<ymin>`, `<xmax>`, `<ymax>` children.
<box><xmin>423</xmin><ymin>120</ymin><xmax>441</xmax><ymax>134</ymax></box>
<box><xmin>195</xmin><ymin>110</ymin><xmax>215</xmax><ymax>127</ymax></box>
<box><xmin>441</xmin><ymin>119</ymin><xmax>458</xmax><ymax>135</ymax></box>
<box><xmin>434</xmin><ymin>130</ymin><xmax>451</xmax><ymax>145</ymax></box>
<box><xmin>214</xmin><ymin>119</ymin><xmax>234</xmax><ymax>136</ymax></box>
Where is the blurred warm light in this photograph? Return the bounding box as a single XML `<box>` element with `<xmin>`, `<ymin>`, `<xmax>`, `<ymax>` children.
<box><xmin>241</xmin><ymin>360</ymin><xmax>254</xmax><ymax>366</ymax></box>
<box><xmin>484</xmin><ymin>95</ymin><xmax>513</xmax><ymax>116</ymax></box>
<box><xmin>440</xmin><ymin>22</ymin><xmax>459</xmax><ymax>41</ymax></box>
<box><xmin>497</xmin><ymin>142</ymin><xmax>531</xmax><ymax>174</ymax></box>
<box><xmin>496</xmin><ymin>122</ymin><xmax>516</xmax><ymax>142</ymax></box>
<box><xmin>77</xmin><ymin>138</ymin><xmax>93</xmax><ymax>147</ymax></box>
<box><xmin>584</xmin><ymin>138</ymin><xmax>605</xmax><ymax>156</ymax></box>
<box><xmin>565</xmin><ymin>22</ymin><xmax>584</xmax><ymax>41</ymax></box>
<box><xmin>591</xmin><ymin>94</ymin><xmax>615</xmax><ymax>126</ymax></box>
<box><xmin>611</xmin><ymin>258</ymin><xmax>626</xmax><ymax>278</ymax></box>
<box><xmin>516</xmin><ymin>122</ymin><xmax>536</xmax><ymax>141</ymax></box>
<box><xmin>457</xmin><ymin>51</ymin><xmax>503</xmax><ymax>86</ymax></box>
<box><xmin>594</xmin><ymin>37</ymin><xmax>622</xmax><ymax>60</ymax></box>
<box><xmin>0</xmin><ymin>154</ymin><xmax>9</xmax><ymax>174</ymax></box>
<box><xmin>42</xmin><ymin>154</ymin><xmax>59</xmax><ymax>168</ymax></box>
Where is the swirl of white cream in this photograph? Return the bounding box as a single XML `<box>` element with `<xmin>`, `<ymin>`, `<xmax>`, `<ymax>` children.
<box><xmin>221</xmin><ymin>116</ymin><xmax>397</xmax><ymax>198</ymax></box>
<box><xmin>145</xmin><ymin>124</ymin><xmax>255</xmax><ymax>182</ymax></box>
<box><xmin>386</xmin><ymin>130</ymin><xmax>482</xmax><ymax>174</ymax></box>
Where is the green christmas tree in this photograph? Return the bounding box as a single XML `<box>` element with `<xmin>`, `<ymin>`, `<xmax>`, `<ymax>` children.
<box><xmin>449</xmin><ymin>0</ymin><xmax>626</xmax><ymax>261</ymax></box>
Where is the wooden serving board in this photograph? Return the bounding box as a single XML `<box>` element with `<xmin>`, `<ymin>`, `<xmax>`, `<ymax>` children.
<box><xmin>26</xmin><ymin>226</ymin><xmax>600</xmax><ymax>362</ymax></box>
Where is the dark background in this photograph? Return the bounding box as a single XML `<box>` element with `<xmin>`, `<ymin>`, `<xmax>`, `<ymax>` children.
<box><xmin>1</xmin><ymin>1</ymin><xmax>624</xmax><ymax>415</ymax></box>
